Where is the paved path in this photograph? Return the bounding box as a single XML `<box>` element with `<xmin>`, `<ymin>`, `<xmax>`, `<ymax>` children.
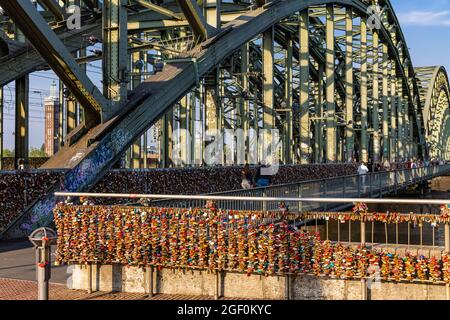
<box><xmin>0</xmin><ymin>278</ymin><xmax>249</xmax><ymax>300</ymax></box>
<box><xmin>0</xmin><ymin>239</ymin><xmax>69</xmax><ymax>284</ymax></box>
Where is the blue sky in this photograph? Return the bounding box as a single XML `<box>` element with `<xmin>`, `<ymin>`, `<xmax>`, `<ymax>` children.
<box><xmin>3</xmin><ymin>0</ymin><xmax>450</xmax><ymax>150</ymax></box>
<box><xmin>391</xmin><ymin>0</ymin><xmax>450</xmax><ymax>72</ymax></box>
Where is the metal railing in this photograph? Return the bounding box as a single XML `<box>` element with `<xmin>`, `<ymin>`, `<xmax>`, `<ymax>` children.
<box><xmin>147</xmin><ymin>164</ymin><xmax>450</xmax><ymax>212</ymax></box>
<box><xmin>54</xmin><ymin>193</ymin><xmax>450</xmax><ymax>251</ymax></box>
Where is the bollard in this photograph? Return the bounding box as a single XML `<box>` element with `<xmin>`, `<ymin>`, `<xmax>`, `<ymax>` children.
<box><xmin>29</xmin><ymin>228</ymin><xmax>57</xmax><ymax>301</ymax></box>
<box><xmin>36</xmin><ymin>245</ymin><xmax>50</xmax><ymax>300</ymax></box>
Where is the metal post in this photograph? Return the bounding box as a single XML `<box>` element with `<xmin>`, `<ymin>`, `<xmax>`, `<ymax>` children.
<box><xmin>262</xmin><ymin>26</ymin><xmax>274</xmax><ymax>163</ymax></box>
<box><xmin>66</xmin><ymin>94</ymin><xmax>77</xmax><ymax>135</ymax></box>
<box><xmin>204</xmin><ymin>0</ymin><xmax>221</xmax><ymax>29</ymax></box>
<box><xmin>15</xmin><ymin>75</ymin><xmax>29</xmax><ymax>169</ymax></box>
<box><xmin>357</xmin><ymin>174</ymin><xmax>361</xmax><ymax>198</ymax></box>
<box><xmin>445</xmin><ymin>224</ymin><xmax>450</xmax><ymax>253</ymax></box>
<box><xmin>342</xmin><ymin>176</ymin><xmax>346</xmax><ymax>198</ymax></box>
<box><xmin>30</xmin><ymin>230</ymin><xmax>56</xmax><ymax>301</ymax></box>
<box><xmin>315</xmin><ymin>65</ymin><xmax>324</xmax><ymax>163</ymax></box>
<box><xmin>360</xmin><ymin>17</ymin><xmax>368</xmax><ymax>163</ymax></box>
<box><xmin>372</xmin><ymin>30</ymin><xmax>380</xmax><ymax>163</ymax></box>
<box><xmin>299</xmin><ymin>9</ymin><xmax>310</xmax><ymax>164</ymax></box>
<box><xmin>390</xmin><ymin>59</ymin><xmax>397</xmax><ymax>162</ymax></box>
<box><xmin>131</xmin><ymin>50</ymin><xmax>143</xmax><ymax>169</ymax></box>
<box><xmin>215</xmin><ymin>271</ymin><xmax>220</xmax><ymax>300</ymax></box>
<box><xmin>361</xmin><ymin>221</ymin><xmax>366</xmax><ymax>246</ymax></box>
<box><xmin>325</xmin><ymin>4</ymin><xmax>336</xmax><ymax>162</ymax></box>
<box><xmin>345</xmin><ymin>9</ymin><xmax>354</xmax><ymax>162</ymax></box>
<box><xmin>36</xmin><ymin>245</ymin><xmax>50</xmax><ymax>300</ymax></box>
<box><xmin>58</xmin><ymin>80</ymin><xmax>65</xmax><ymax>147</ymax></box>
<box><xmin>382</xmin><ymin>43</ymin><xmax>389</xmax><ymax>160</ymax></box>
<box><xmin>285</xmin><ymin>275</ymin><xmax>290</xmax><ymax>300</ymax></box>
<box><xmin>361</xmin><ymin>279</ymin><xmax>368</xmax><ymax>300</ymax></box>
<box><xmin>87</xmin><ymin>263</ymin><xmax>92</xmax><ymax>294</ymax></box>
<box><xmin>284</xmin><ymin>38</ymin><xmax>294</xmax><ymax>164</ymax></box>
<box><xmin>298</xmin><ymin>184</ymin><xmax>303</xmax><ymax>212</ymax></box>
<box><xmin>103</xmin><ymin>0</ymin><xmax>128</xmax><ymax>114</ymax></box>
<box><xmin>0</xmin><ymin>87</ymin><xmax>3</xmax><ymax>170</ymax></box>
<box><xmin>146</xmin><ymin>266</ymin><xmax>154</xmax><ymax>297</ymax></box>
<box><xmin>397</xmin><ymin>86</ymin><xmax>404</xmax><ymax>160</ymax></box>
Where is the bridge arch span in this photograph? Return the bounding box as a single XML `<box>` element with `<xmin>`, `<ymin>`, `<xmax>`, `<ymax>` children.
<box><xmin>0</xmin><ymin>0</ymin><xmax>448</xmax><ymax>237</ymax></box>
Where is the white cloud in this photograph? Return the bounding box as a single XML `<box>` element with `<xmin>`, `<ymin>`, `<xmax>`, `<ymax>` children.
<box><xmin>397</xmin><ymin>10</ymin><xmax>450</xmax><ymax>26</ymax></box>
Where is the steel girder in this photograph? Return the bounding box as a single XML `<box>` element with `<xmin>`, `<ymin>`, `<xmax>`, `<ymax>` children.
<box><xmin>1</xmin><ymin>0</ymin><xmax>444</xmax><ymax>238</ymax></box>
<box><xmin>0</xmin><ymin>0</ymin><xmax>109</xmax><ymax>125</ymax></box>
<box><xmin>175</xmin><ymin>0</ymin><xmax>216</xmax><ymax>40</ymax></box>
<box><xmin>416</xmin><ymin>66</ymin><xmax>450</xmax><ymax>160</ymax></box>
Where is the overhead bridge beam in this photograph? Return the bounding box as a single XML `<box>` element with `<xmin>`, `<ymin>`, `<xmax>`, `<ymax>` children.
<box><xmin>83</xmin><ymin>0</ymin><xmax>100</xmax><ymax>10</ymax></box>
<box><xmin>133</xmin><ymin>0</ymin><xmax>183</xmax><ymax>20</ymax></box>
<box><xmin>0</xmin><ymin>0</ymin><xmax>109</xmax><ymax>126</ymax></box>
<box><xmin>176</xmin><ymin>0</ymin><xmax>216</xmax><ymax>40</ymax></box>
<box><xmin>38</xmin><ymin>0</ymin><xmax>66</xmax><ymax>21</ymax></box>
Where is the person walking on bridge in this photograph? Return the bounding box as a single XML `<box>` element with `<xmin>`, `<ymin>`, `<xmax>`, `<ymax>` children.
<box><xmin>358</xmin><ymin>162</ymin><xmax>369</xmax><ymax>188</ymax></box>
<box><xmin>241</xmin><ymin>163</ymin><xmax>254</xmax><ymax>189</ymax></box>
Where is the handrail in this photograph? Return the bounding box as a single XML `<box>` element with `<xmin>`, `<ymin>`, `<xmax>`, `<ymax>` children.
<box><xmin>54</xmin><ymin>164</ymin><xmax>450</xmax><ymax>212</ymax></box>
<box><xmin>54</xmin><ymin>192</ymin><xmax>450</xmax><ymax>205</ymax></box>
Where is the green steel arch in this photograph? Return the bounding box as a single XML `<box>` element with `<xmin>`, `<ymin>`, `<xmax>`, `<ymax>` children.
<box><xmin>416</xmin><ymin>66</ymin><xmax>450</xmax><ymax>160</ymax></box>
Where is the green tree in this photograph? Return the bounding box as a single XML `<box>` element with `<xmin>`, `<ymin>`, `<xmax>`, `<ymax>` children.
<box><xmin>29</xmin><ymin>147</ymin><xmax>47</xmax><ymax>158</ymax></box>
<box><xmin>2</xmin><ymin>148</ymin><xmax>13</xmax><ymax>157</ymax></box>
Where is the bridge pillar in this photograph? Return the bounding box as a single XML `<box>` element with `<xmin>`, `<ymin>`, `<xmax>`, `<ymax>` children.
<box><xmin>15</xmin><ymin>75</ymin><xmax>29</xmax><ymax>169</ymax></box>
<box><xmin>262</xmin><ymin>27</ymin><xmax>274</xmax><ymax>164</ymax></box>
<box><xmin>79</xmin><ymin>48</ymin><xmax>87</xmax><ymax>125</ymax></box>
<box><xmin>325</xmin><ymin>4</ymin><xmax>336</xmax><ymax>163</ymax></box>
<box><xmin>161</xmin><ymin>110</ymin><xmax>173</xmax><ymax>168</ymax></box>
<box><xmin>204</xmin><ymin>69</ymin><xmax>220</xmax><ymax>165</ymax></box>
<box><xmin>382</xmin><ymin>43</ymin><xmax>390</xmax><ymax>161</ymax></box>
<box><xmin>409</xmin><ymin>116</ymin><xmax>415</xmax><ymax>159</ymax></box>
<box><xmin>66</xmin><ymin>94</ymin><xmax>77</xmax><ymax>135</ymax></box>
<box><xmin>240</xmin><ymin>44</ymin><xmax>250</xmax><ymax>164</ymax></box>
<box><xmin>372</xmin><ymin>30</ymin><xmax>381</xmax><ymax>163</ymax></box>
<box><xmin>360</xmin><ymin>17</ymin><xmax>368</xmax><ymax>163</ymax></box>
<box><xmin>390</xmin><ymin>59</ymin><xmax>398</xmax><ymax>162</ymax></box>
<box><xmin>284</xmin><ymin>37</ymin><xmax>294</xmax><ymax>164</ymax></box>
<box><xmin>314</xmin><ymin>65</ymin><xmax>324</xmax><ymax>163</ymax></box>
<box><xmin>397</xmin><ymin>96</ymin><xmax>404</xmax><ymax>161</ymax></box>
<box><xmin>345</xmin><ymin>9</ymin><xmax>354</xmax><ymax>163</ymax></box>
<box><xmin>204</xmin><ymin>0</ymin><xmax>221</xmax><ymax>30</ymax></box>
<box><xmin>131</xmin><ymin>50</ymin><xmax>143</xmax><ymax>169</ymax></box>
<box><xmin>58</xmin><ymin>80</ymin><xmax>65</xmax><ymax>147</ymax></box>
<box><xmin>299</xmin><ymin>9</ymin><xmax>310</xmax><ymax>164</ymax></box>
<box><xmin>102</xmin><ymin>0</ymin><xmax>128</xmax><ymax>115</ymax></box>
<box><xmin>179</xmin><ymin>95</ymin><xmax>190</xmax><ymax>166</ymax></box>
<box><xmin>397</xmin><ymin>38</ymin><xmax>405</xmax><ymax>161</ymax></box>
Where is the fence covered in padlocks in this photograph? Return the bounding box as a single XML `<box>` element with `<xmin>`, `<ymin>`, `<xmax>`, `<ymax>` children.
<box><xmin>53</xmin><ymin>204</ymin><xmax>450</xmax><ymax>284</ymax></box>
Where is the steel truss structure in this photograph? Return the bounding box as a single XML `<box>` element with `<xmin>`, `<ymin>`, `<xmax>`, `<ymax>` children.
<box><xmin>0</xmin><ymin>0</ymin><xmax>449</xmax><ymax>237</ymax></box>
